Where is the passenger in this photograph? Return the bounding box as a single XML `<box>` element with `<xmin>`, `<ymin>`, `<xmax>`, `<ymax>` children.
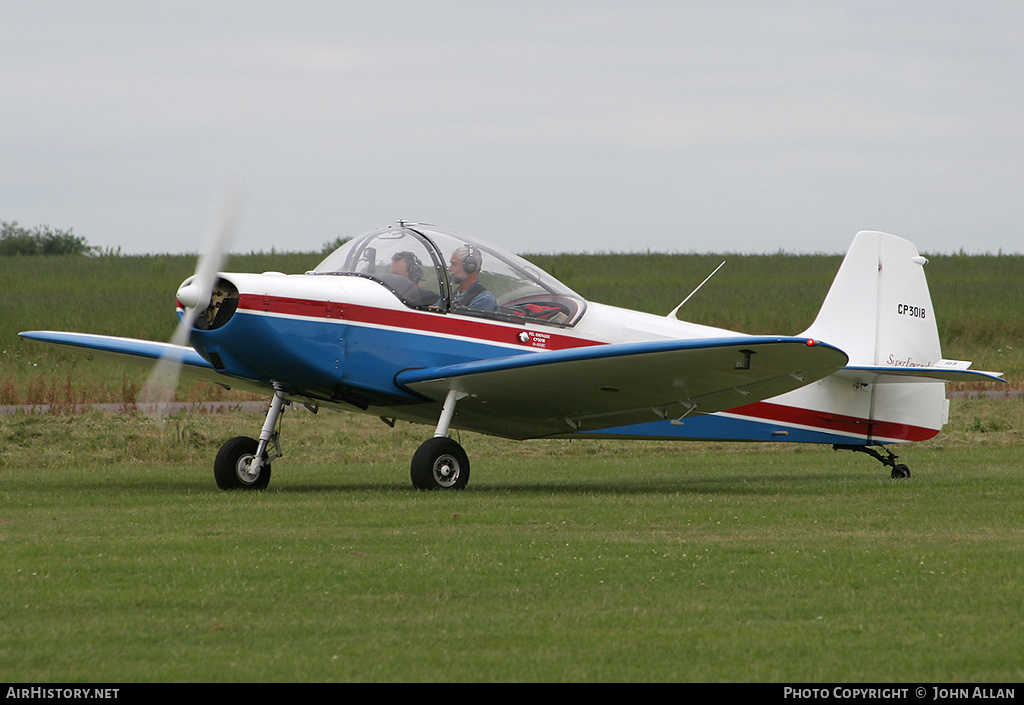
<box><xmin>449</xmin><ymin>244</ymin><xmax>498</xmax><ymax>313</ymax></box>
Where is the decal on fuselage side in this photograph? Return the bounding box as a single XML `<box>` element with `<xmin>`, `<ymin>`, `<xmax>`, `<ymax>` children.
<box><xmin>517</xmin><ymin>330</ymin><xmax>551</xmax><ymax>349</ymax></box>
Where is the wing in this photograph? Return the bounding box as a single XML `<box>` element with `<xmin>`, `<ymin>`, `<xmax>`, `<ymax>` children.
<box><xmin>18</xmin><ymin>331</ymin><xmax>228</xmax><ymax>387</ymax></box>
<box><xmin>396</xmin><ymin>336</ymin><xmax>849</xmax><ymax>439</ymax></box>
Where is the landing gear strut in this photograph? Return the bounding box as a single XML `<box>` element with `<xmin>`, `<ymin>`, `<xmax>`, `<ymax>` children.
<box><xmin>214</xmin><ymin>390</ymin><xmax>287</xmax><ymax>490</ymax></box>
<box><xmin>411</xmin><ymin>389</ymin><xmax>470</xmax><ymax>490</ymax></box>
<box><xmin>833</xmin><ymin>444</ymin><xmax>911</xmax><ymax>479</ymax></box>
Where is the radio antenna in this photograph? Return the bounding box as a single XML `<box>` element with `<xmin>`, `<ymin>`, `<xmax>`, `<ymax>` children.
<box><xmin>667</xmin><ymin>261</ymin><xmax>726</xmax><ymax>319</ymax></box>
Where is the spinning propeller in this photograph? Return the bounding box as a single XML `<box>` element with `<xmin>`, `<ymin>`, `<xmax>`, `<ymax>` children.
<box><xmin>137</xmin><ymin>166</ymin><xmax>249</xmax><ymax>416</ymax></box>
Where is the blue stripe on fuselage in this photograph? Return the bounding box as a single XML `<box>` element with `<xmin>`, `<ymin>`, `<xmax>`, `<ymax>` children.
<box><xmin>580</xmin><ymin>414</ymin><xmax>869</xmax><ymax>445</ymax></box>
<box><xmin>190</xmin><ymin>309</ymin><xmax>533</xmax><ymax>402</ymax></box>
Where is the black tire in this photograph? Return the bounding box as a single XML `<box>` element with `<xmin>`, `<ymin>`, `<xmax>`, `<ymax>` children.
<box><xmin>214</xmin><ymin>436</ymin><xmax>272</xmax><ymax>490</ymax></box>
<box><xmin>891</xmin><ymin>464</ymin><xmax>911</xmax><ymax>480</ymax></box>
<box><xmin>411</xmin><ymin>437</ymin><xmax>470</xmax><ymax>490</ymax></box>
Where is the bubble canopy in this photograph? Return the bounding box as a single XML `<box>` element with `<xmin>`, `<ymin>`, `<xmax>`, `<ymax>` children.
<box><xmin>310</xmin><ymin>223</ymin><xmax>586</xmax><ymax>326</ymax></box>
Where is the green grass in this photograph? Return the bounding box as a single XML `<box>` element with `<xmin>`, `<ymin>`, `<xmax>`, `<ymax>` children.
<box><xmin>2</xmin><ymin>401</ymin><xmax>1023</xmax><ymax>682</ymax></box>
<box><xmin>2</xmin><ymin>248</ymin><xmax>1022</xmax><ymax>681</ymax></box>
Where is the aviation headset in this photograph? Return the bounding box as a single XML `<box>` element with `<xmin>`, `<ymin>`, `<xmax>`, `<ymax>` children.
<box><xmin>394</xmin><ymin>251</ymin><xmax>423</xmax><ymax>282</ymax></box>
<box><xmin>460</xmin><ymin>244</ymin><xmax>481</xmax><ymax>274</ymax></box>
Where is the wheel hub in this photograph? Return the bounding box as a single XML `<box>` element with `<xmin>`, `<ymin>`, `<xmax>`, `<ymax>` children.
<box><xmin>433</xmin><ymin>455</ymin><xmax>460</xmax><ymax>487</ymax></box>
<box><xmin>236</xmin><ymin>455</ymin><xmax>262</xmax><ymax>485</ymax></box>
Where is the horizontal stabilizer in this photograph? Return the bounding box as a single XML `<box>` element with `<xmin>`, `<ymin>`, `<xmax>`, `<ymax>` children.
<box><xmin>837</xmin><ymin>365</ymin><xmax>1005</xmax><ymax>384</ymax></box>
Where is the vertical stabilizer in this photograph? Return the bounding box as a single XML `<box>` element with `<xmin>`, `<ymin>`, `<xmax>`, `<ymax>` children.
<box><xmin>802</xmin><ymin>231</ymin><xmax>941</xmax><ymax>367</ymax></box>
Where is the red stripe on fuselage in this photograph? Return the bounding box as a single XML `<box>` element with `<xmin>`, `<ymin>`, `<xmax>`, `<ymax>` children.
<box><xmin>236</xmin><ymin>294</ymin><xmax>603</xmax><ymax>351</ymax></box>
<box><xmin>725</xmin><ymin>401</ymin><xmax>939</xmax><ymax>442</ymax></box>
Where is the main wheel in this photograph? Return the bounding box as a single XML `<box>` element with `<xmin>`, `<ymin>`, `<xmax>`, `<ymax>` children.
<box><xmin>214</xmin><ymin>436</ymin><xmax>272</xmax><ymax>490</ymax></box>
<box><xmin>411</xmin><ymin>437</ymin><xmax>470</xmax><ymax>490</ymax></box>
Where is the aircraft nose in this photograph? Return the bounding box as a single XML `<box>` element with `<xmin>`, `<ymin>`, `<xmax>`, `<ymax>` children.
<box><xmin>176</xmin><ymin>281</ymin><xmax>208</xmax><ymax>310</ymax></box>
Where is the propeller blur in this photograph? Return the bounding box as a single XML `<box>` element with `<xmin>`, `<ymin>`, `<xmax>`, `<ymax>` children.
<box><xmin>139</xmin><ymin>167</ymin><xmax>249</xmax><ymax>418</ymax></box>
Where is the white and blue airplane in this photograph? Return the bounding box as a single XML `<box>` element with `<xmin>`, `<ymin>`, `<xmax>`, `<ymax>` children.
<box><xmin>20</xmin><ymin>221</ymin><xmax>1003</xmax><ymax>490</ymax></box>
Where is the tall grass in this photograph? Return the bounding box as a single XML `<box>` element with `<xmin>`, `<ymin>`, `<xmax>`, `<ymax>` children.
<box><xmin>3</xmin><ymin>249</ymin><xmax>1021</xmax><ymax>405</ymax></box>
<box><xmin>530</xmin><ymin>251</ymin><xmax>839</xmax><ymax>332</ymax></box>
<box><xmin>1</xmin><ymin>252</ymin><xmax>321</xmax><ymax>404</ymax></box>
<box><xmin>531</xmin><ymin>250</ymin><xmax>1024</xmax><ymax>386</ymax></box>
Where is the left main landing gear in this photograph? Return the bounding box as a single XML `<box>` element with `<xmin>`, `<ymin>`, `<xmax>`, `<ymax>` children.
<box><xmin>214</xmin><ymin>390</ymin><xmax>287</xmax><ymax>490</ymax></box>
<box><xmin>833</xmin><ymin>444</ymin><xmax>911</xmax><ymax>479</ymax></box>
<box><xmin>411</xmin><ymin>389</ymin><xmax>470</xmax><ymax>490</ymax></box>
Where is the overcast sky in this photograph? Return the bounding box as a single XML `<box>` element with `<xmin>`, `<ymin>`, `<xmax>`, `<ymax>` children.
<box><xmin>3</xmin><ymin>1</ymin><xmax>1022</xmax><ymax>257</ymax></box>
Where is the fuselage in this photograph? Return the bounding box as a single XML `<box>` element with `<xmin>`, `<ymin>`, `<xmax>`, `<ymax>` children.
<box><xmin>186</xmin><ymin>268</ymin><xmax>945</xmax><ymax>447</ymax></box>
<box><xmin>179</xmin><ymin>222</ymin><xmax>952</xmax><ymax>446</ymax></box>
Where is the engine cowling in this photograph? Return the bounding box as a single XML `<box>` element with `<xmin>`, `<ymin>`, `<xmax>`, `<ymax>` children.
<box><xmin>176</xmin><ymin>276</ymin><xmax>239</xmax><ymax>331</ymax></box>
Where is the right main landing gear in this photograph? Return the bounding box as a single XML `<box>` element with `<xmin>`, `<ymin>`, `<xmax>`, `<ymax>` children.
<box><xmin>411</xmin><ymin>389</ymin><xmax>470</xmax><ymax>490</ymax></box>
<box><xmin>833</xmin><ymin>444</ymin><xmax>911</xmax><ymax>479</ymax></box>
<box><xmin>411</xmin><ymin>436</ymin><xmax>470</xmax><ymax>490</ymax></box>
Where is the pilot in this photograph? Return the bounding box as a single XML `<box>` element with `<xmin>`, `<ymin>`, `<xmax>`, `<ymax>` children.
<box><xmin>449</xmin><ymin>244</ymin><xmax>498</xmax><ymax>313</ymax></box>
<box><xmin>390</xmin><ymin>251</ymin><xmax>423</xmax><ymax>282</ymax></box>
<box><xmin>389</xmin><ymin>250</ymin><xmax>441</xmax><ymax>308</ymax></box>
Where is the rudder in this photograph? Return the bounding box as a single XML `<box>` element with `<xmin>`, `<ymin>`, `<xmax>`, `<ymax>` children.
<box><xmin>802</xmin><ymin>231</ymin><xmax>942</xmax><ymax>368</ymax></box>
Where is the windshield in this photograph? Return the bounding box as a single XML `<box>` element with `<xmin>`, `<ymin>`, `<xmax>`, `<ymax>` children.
<box><xmin>313</xmin><ymin>225</ymin><xmax>445</xmax><ymax>308</ymax></box>
<box><xmin>311</xmin><ymin>222</ymin><xmax>586</xmax><ymax>326</ymax></box>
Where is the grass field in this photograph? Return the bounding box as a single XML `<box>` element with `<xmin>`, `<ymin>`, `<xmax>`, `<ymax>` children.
<box><xmin>2</xmin><ymin>247</ymin><xmax>1022</xmax><ymax>682</ymax></box>
<box><xmin>2</xmin><ymin>399</ymin><xmax>1023</xmax><ymax>683</ymax></box>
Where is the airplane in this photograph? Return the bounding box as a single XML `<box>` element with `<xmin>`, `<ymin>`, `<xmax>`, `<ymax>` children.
<box><xmin>20</xmin><ymin>220</ymin><xmax>1004</xmax><ymax>491</ymax></box>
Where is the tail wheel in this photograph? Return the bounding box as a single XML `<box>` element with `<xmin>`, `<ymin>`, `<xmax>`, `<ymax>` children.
<box><xmin>891</xmin><ymin>464</ymin><xmax>911</xmax><ymax>479</ymax></box>
<box><xmin>411</xmin><ymin>437</ymin><xmax>470</xmax><ymax>490</ymax></box>
<box><xmin>214</xmin><ymin>436</ymin><xmax>272</xmax><ymax>490</ymax></box>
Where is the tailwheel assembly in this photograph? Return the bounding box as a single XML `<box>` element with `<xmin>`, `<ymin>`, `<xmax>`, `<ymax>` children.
<box><xmin>833</xmin><ymin>444</ymin><xmax>911</xmax><ymax>479</ymax></box>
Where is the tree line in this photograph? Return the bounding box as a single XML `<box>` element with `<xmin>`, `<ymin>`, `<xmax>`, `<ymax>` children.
<box><xmin>1</xmin><ymin>221</ymin><xmax>97</xmax><ymax>256</ymax></box>
<box><xmin>2</xmin><ymin>220</ymin><xmax>353</xmax><ymax>258</ymax></box>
